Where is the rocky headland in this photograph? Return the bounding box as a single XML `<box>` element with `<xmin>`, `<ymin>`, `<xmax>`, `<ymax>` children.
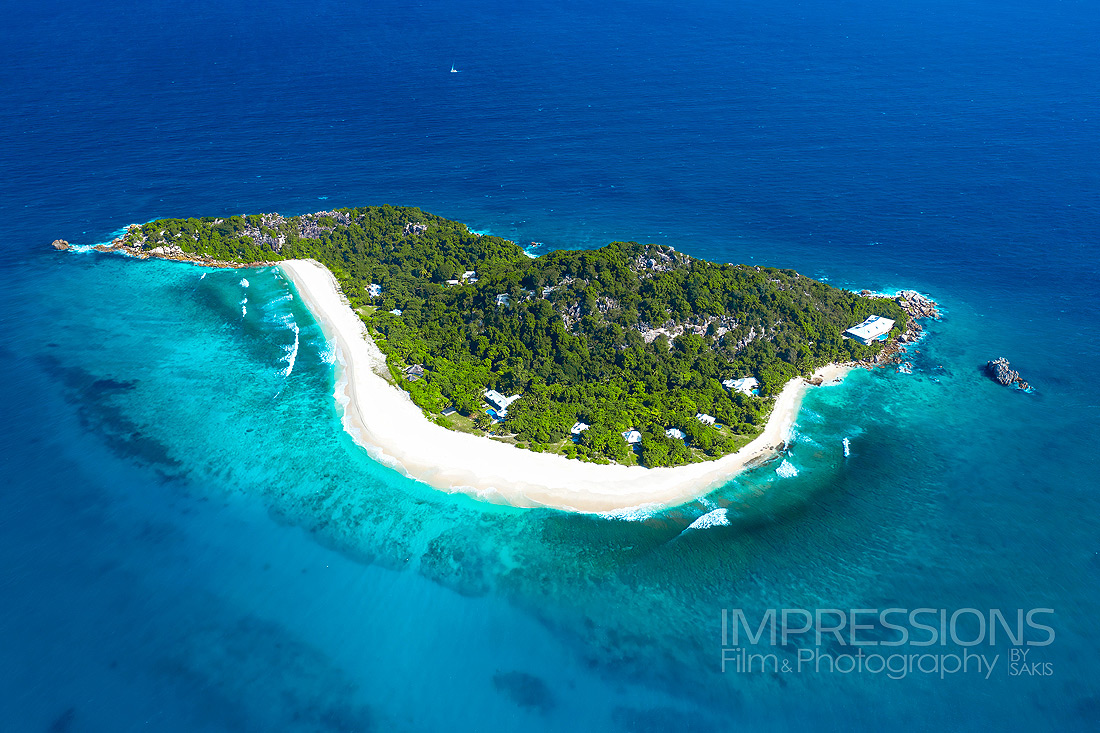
<box><xmin>847</xmin><ymin>289</ymin><xmax>942</xmax><ymax>371</ymax></box>
<box><xmin>56</xmin><ymin>225</ymin><xmax>279</xmax><ymax>269</ymax></box>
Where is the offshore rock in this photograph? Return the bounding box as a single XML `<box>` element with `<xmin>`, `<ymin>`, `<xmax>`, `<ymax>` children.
<box><xmin>986</xmin><ymin>357</ymin><xmax>1018</xmax><ymax>386</ymax></box>
<box><xmin>986</xmin><ymin>357</ymin><xmax>1030</xmax><ymax>390</ymax></box>
<box><xmin>51</xmin><ymin>239</ymin><xmax>70</xmax><ymax>250</ymax></box>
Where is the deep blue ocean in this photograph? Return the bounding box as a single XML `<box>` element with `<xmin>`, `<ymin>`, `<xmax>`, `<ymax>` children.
<box><xmin>2</xmin><ymin>0</ymin><xmax>1098</xmax><ymax>730</ymax></box>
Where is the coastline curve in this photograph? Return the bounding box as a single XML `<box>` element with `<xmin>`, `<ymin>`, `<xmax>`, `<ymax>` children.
<box><xmin>280</xmin><ymin>258</ymin><xmax>850</xmax><ymax>514</ymax></box>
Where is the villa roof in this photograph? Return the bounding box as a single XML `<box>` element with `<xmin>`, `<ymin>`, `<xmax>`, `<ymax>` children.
<box><xmin>845</xmin><ymin>315</ymin><xmax>895</xmax><ymax>343</ymax></box>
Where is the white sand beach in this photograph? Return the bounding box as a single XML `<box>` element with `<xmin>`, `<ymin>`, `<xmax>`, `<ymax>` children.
<box><xmin>280</xmin><ymin>259</ymin><xmax>851</xmax><ymax>513</ymax></box>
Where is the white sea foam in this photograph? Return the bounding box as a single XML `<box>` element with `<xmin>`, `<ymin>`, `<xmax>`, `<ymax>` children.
<box><xmin>795</xmin><ymin>432</ymin><xmax>822</xmax><ymax>448</ymax></box>
<box><xmin>240</xmin><ymin>278</ymin><xmax>250</xmax><ymax>288</ymax></box>
<box><xmin>281</xmin><ymin>325</ymin><xmax>300</xmax><ymax>377</ymax></box>
<box><xmin>240</xmin><ymin>297</ymin><xmax>248</xmax><ymax>305</ymax></box>
<box><xmin>200</xmin><ymin>272</ymin><xmax>206</xmax><ymax>280</ymax></box>
<box><xmin>775</xmin><ymin>459</ymin><xmax>799</xmax><ymax>478</ymax></box>
<box><xmin>699</xmin><ymin>497</ymin><xmax>718</xmax><ymax>511</ymax></box>
<box><xmin>67</xmin><ymin>224</ymin><xmax>141</xmax><ymax>252</ymax></box>
<box><xmin>596</xmin><ymin>503</ymin><xmax>664</xmax><ymax>521</ymax></box>
<box><xmin>95</xmin><ymin>224</ymin><xmax>136</xmax><ymax>246</ymax></box>
<box><xmin>686</xmin><ymin>507</ymin><xmax>730</xmax><ymax>530</ymax></box>
<box><xmin>241</xmin><ymin>305</ymin><xmax>247</xmax><ymax>317</ymax></box>
<box><xmin>798</xmin><ymin>408</ymin><xmax>824</xmax><ymax>424</ymax></box>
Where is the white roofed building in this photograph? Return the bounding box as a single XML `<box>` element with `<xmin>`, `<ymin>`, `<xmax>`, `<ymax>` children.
<box><xmin>484</xmin><ymin>389</ymin><xmax>521</xmax><ymax>416</ymax></box>
<box><xmin>570</xmin><ymin>421</ymin><xmax>590</xmax><ymax>435</ymax></box>
<box><xmin>844</xmin><ymin>315</ymin><xmax>895</xmax><ymax>345</ymax></box>
<box><xmin>722</xmin><ymin>377</ymin><xmax>759</xmax><ymax>396</ymax></box>
<box><xmin>695</xmin><ymin>413</ymin><xmax>716</xmax><ymax>426</ymax></box>
<box><xmin>622</xmin><ymin>429</ymin><xmax>642</xmax><ymax>445</ymax></box>
<box><xmin>665</xmin><ymin>427</ymin><xmax>685</xmax><ymax>440</ymax></box>
<box><xmin>367</xmin><ymin>283</ymin><xmax>382</xmax><ymax>297</ymax></box>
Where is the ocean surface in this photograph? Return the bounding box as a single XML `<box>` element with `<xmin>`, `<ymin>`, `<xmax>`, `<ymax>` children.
<box><xmin>1</xmin><ymin>0</ymin><xmax>1098</xmax><ymax>730</ymax></box>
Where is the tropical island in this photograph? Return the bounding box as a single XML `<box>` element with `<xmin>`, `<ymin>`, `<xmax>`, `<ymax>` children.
<box><xmin>67</xmin><ymin>206</ymin><xmax>935</xmax><ymax>511</ymax></box>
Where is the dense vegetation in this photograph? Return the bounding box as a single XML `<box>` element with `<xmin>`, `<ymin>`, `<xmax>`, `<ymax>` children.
<box><xmin>120</xmin><ymin>206</ymin><xmax>907</xmax><ymax>466</ymax></box>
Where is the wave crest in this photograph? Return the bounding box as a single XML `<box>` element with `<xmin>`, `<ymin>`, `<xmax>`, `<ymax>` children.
<box><xmin>775</xmin><ymin>459</ymin><xmax>799</xmax><ymax>478</ymax></box>
<box><xmin>686</xmin><ymin>508</ymin><xmax>730</xmax><ymax>530</ymax></box>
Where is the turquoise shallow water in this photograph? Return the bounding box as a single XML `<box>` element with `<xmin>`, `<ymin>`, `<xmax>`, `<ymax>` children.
<box><xmin>2</xmin><ymin>246</ymin><xmax>1095</xmax><ymax>731</ymax></box>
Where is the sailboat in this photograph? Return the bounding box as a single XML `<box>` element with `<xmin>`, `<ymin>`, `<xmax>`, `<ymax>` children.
<box><xmin>450</xmin><ymin>63</ymin><xmax>459</xmax><ymax>73</ymax></box>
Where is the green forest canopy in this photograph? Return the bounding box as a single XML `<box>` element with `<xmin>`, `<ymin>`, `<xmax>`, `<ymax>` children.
<box><xmin>120</xmin><ymin>205</ymin><xmax>907</xmax><ymax>467</ymax></box>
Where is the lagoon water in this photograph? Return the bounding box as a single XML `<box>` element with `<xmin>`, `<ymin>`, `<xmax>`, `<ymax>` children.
<box><xmin>1</xmin><ymin>0</ymin><xmax>1098</xmax><ymax>730</ymax></box>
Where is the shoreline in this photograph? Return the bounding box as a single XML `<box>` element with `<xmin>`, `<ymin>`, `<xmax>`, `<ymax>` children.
<box><xmin>280</xmin><ymin>258</ymin><xmax>853</xmax><ymax>514</ymax></box>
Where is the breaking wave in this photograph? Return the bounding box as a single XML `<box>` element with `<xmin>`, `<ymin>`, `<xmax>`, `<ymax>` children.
<box><xmin>281</xmin><ymin>325</ymin><xmax>300</xmax><ymax>377</ymax></box>
<box><xmin>596</xmin><ymin>503</ymin><xmax>664</xmax><ymax>521</ymax></box>
<box><xmin>686</xmin><ymin>508</ymin><xmax>730</xmax><ymax>530</ymax></box>
<box><xmin>775</xmin><ymin>459</ymin><xmax>799</xmax><ymax>478</ymax></box>
<box><xmin>270</xmin><ymin>312</ymin><xmax>297</xmax><ymax>328</ymax></box>
<box><xmin>240</xmin><ymin>278</ymin><xmax>250</xmax><ymax>288</ymax></box>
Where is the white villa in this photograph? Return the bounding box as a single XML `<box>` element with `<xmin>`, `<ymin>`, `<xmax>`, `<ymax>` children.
<box><xmin>570</xmin><ymin>421</ymin><xmax>590</xmax><ymax>435</ymax></box>
<box><xmin>462</xmin><ymin>270</ymin><xmax>477</xmax><ymax>281</ymax></box>
<box><xmin>446</xmin><ymin>279</ymin><xmax>460</xmax><ymax>287</ymax></box>
<box><xmin>664</xmin><ymin>427</ymin><xmax>685</xmax><ymax>440</ymax></box>
<box><xmin>621</xmin><ymin>429</ymin><xmax>642</xmax><ymax>445</ymax></box>
<box><xmin>367</xmin><ymin>283</ymin><xmax>382</xmax><ymax>297</ymax></box>
<box><xmin>845</xmin><ymin>315</ymin><xmax>895</xmax><ymax>345</ymax></box>
<box><xmin>723</xmin><ymin>377</ymin><xmax>759</xmax><ymax>396</ymax></box>
<box><xmin>495</xmin><ymin>293</ymin><xmax>511</xmax><ymax>307</ymax></box>
<box><xmin>484</xmin><ymin>389</ymin><xmax>521</xmax><ymax>416</ymax></box>
<box><xmin>695</xmin><ymin>413</ymin><xmax>716</xmax><ymax>426</ymax></box>
<box><xmin>389</xmin><ymin>308</ymin><xmax>402</xmax><ymax>316</ymax></box>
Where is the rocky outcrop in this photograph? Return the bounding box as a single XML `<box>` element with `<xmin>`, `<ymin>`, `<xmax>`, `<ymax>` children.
<box><xmin>81</xmin><ymin>240</ymin><xmax>275</xmax><ymax>269</ymax></box>
<box><xmin>987</xmin><ymin>357</ymin><xmax>1018</xmax><ymax>386</ymax></box>
<box><xmin>50</xmin><ymin>239</ymin><xmax>70</xmax><ymax>250</ymax></box>
<box><xmin>894</xmin><ymin>290</ymin><xmax>940</xmax><ymax>320</ymax></box>
<box><xmin>986</xmin><ymin>357</ymin><xmax>1030</xmax><ymax>390</ymax></box>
